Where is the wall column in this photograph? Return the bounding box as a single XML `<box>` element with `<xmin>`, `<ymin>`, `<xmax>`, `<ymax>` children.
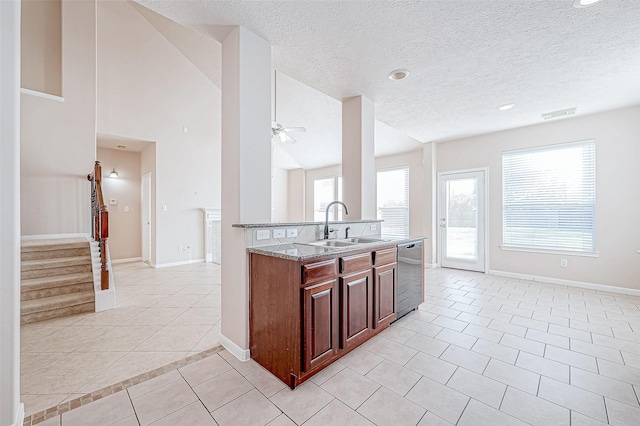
<box><xmin>0</xmin><ymin>1</ymin><xmax>23</xmax><ymax>425</ymax></box>
<box><xmin>342</xmin><ymin>95</ymin><xmax>376</xmax><ymax>219</ymax></box>
<box><xmin>220</xmin><ymin>26</ymin><xmax>271</xmax><ymax>359</ymax></box>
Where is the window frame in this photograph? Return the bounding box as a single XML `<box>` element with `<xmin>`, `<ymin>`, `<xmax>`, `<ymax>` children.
<box><xmin>501</xmin><ymin>139</ymin><xmax>597</xmax><ymax>255</ymax></box>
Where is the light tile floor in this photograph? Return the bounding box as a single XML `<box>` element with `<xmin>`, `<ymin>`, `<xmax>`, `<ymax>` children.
<box><xmin>21</xmin><ymin>261</ymin><xmax>221</xmax><ymax>416</ymax></box>
<box><xmin>32</xmin><ymin>267</ymin><xmax>640</xmax><ymax>425</ymax></box>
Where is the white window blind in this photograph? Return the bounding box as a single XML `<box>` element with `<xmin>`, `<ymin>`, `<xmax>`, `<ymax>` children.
<box><xmin>377</xmin><ymin>167</ymin><xmax>409</xmax><ymax>238</ymax></box>
<box><xmin>502</xmin><ymin>140</ymin><xmax>596</xmax><ymax>252</ymax></box>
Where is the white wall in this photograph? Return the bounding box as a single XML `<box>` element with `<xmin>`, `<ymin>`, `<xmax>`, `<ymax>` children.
<box><xmin>97</xmin><ymin>0</ymin><xmax>220</xmax><ymax>265</ymax></box>
<box><xmin>436</xmin><ymin>106</ymin><xmax>640</xmax><ymax>290</ymax></box>
<box><xmin>97</xmin><ymin>148</ymin><xmax>142</xmax><ymax>261</ymax></box>
<box><xmin>21</xmin><ymin>0</ymin><xmax>96</xmax><ymax>236</ymax></box>
<box><xmin>287</xmin><ymin>168</ymin><xmax>305</xmax><ymax>222</ymax></box>
<box><xmin>1</xmin><ymin>1</ymin><xmax>22</xmax><ymax>424</ymax></box>
<box><xmin>271</xmin><ymin>167</ymin><xmax>289</xmax><ymax>223</ymax></box>
<box><xmin>20</xmin><ymin>0</ymin><xmax>61</xmax><ymax>96</ymax></box>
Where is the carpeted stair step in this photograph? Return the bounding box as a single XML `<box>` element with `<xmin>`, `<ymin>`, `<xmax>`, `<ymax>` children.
<box><xmin>20</xmin><ymin>291</ymin><xmax>95</xmax><ymax>324</ymax></box>
<box><xmin>21</xmin><ymin>256</ymin><xmax>92</xmax><ymax>279</ymax></box>
<box><xmin>21</xmin><ymin>246</ymin><xmax>91</xmax><ymax>261</ymax></box>
<box><xmin>21</xmin><ymin>272</ymin><xmax>94</xmax><ymax>301</ymax></box>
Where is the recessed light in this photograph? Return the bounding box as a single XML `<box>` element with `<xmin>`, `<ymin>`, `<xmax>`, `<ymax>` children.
<box><xmin>497</xmin><ymin>103</ymin><xmax>515</xmax><ymax>111</ymax></box>
<box><xmin>573</xmin><ymin>0</ymin><xmax>603</xmax><ymax>8</ymax></box>
<box><xmin>388</xmin><ymin>69</ymin><xmax>410</xmax><ymax>81</ymax></box>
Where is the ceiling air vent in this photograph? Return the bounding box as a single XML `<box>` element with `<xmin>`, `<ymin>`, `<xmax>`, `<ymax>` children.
<box><xmin>541</xmin><ymin>107</ymin><xmax>577</xmax><ymax>120</ymax></box>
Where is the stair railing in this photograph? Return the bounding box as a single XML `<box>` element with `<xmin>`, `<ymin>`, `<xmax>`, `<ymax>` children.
<box><xmin>87</xmin><ymin>161</ymin><xmax>110</xmax><ymax>290</ymax></box>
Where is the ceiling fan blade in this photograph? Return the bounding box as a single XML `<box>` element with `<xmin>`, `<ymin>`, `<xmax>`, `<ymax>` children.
<box><xmin>281</xmin><ymin>133</ymin><xmax>296</xmax><ymax>144</ymax></box>
<box><xmin>282</xmin><ymin>127</ymin><xmax>306</xmax><ymax>133</ymax></box>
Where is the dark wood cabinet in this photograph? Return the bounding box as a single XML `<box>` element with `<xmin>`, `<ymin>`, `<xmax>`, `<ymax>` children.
<box><xmin>303</xmin><ymin>279</ymin><xmax>339</xmax><ymax>372</ymax></box>
<box><xmin>373</xmin><ymin>262</ymin><xmax>397</xmax><ymax>328</ymax></box>
<box><xmin>250</xmin><ymin>244</ymin><xmax>397</xmax><ymax>389</ymax></box>
<box><xmin>340</xmin><ymin>269</ymin><xmax>372</xmax><ymax>349</ymax></box>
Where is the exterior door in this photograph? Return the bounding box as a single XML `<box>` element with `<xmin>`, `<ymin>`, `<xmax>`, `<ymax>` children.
<box><xmin>141</xmin><ymin>173</ymin><xmax>151</xmax><ymax>263</ymax></box>
<box><xmin>438</xmin><ymin>170</ymin><xmax>486</xmax><ymax>272</ymax></box>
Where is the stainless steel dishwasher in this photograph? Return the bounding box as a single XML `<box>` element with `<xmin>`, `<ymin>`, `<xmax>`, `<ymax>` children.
<box><xmin>395</xmin><ymin>240</ymin><xmax>424</xmax><ymax>320</ymax></box>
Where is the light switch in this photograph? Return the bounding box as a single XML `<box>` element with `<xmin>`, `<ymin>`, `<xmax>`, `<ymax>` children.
<box><xmin>124</xmin><ymin>206</ymin><xmax>130</xmax><ymax>213</ymax></box>
<box><xmin>162</xmin><ymin>205</ymin><xmax>167</xmax><ymax>212</ymax></box>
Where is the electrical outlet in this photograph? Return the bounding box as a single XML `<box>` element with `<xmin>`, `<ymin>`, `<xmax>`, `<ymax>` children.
<box><xmin>256</xmin><ymin>229</ymin><xmax>270</xmax><ymax>240</ymax></box>
<box><xmin>560</xmin><ymin>258</ymin><xmax>568</xmax><ymax>267</ymax></box>
<box><xmin>273</xmin><ymin>229</ymin><xmax>285</xmax><ymax>238</ymax></box>
<box><xmin>286</xmin><ymin>228</ymin><xmax>298</xmax><ymax>238</ymax></box>
<box><xmin>370</xmin><ymin>223</ymin><xmax>377</xmax><ymax>231</ymax></box>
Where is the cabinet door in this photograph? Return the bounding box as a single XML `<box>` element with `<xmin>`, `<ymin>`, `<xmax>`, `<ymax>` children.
<box><xmin>340</xmin><ymin>270</ymin><xmax>372</xmax><ymax>349</ymax></box>
<box><xmin>303</xmin><ymin>279</ymin><xmax>339</xmax><ymax>372</ymax></box>
<box><xmin>373</xmin><ymin>262</ymin><xmax>397</xmax><ymax>329</ymax></box>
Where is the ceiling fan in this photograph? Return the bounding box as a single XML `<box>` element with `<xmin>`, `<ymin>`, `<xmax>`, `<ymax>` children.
<box><xmin>272</xmin><ymin>121</ymin><xmax>306</xmax><ymax>144</ymax></box>
<box><xmin>272</xmin><ymin>70</ymin><xmax>306</xmax><ymax>143</ymax></box>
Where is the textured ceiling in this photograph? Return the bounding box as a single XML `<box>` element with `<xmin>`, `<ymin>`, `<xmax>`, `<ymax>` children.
<box><xmin>275</xmin><ymin>71</ymin><xmax>422</xmax><ymax>169</ymax></box>
<box><xmin>133</xmin><ymin>0</ymin><xmax>640</xmax><ymax>146</ymax></box>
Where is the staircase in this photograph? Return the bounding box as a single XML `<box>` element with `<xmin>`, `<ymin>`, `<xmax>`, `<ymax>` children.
<box><xmin>21</xmin><ymin>238</ymin><xmax>95</xmax><ymax>324</ymax></box>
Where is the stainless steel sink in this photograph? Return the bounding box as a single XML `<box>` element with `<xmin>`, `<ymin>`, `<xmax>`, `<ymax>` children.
<box><xmin>341</xmin><ymin>237</ymin><xmax>385</xmax><ymax>244</ymax></box>
<box><xmin>302</xmin><ymin>240</ymin><xmax>357</xmax><ymax>248</ymax></box>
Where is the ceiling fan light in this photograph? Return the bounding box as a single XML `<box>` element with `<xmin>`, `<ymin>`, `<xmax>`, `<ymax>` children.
<box><xmin>573</xmin><ymin>0</ymin><xmax>603</xmax><ymax>8</ymax></box>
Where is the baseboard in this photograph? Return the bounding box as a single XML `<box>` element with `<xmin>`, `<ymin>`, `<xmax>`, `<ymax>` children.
<box><xmin>11</xmin><ymin>403</ymin><xmax>24</xmax><ymax>426</ymax></box>
<box><xmin>21</xmin><ymin>233</ymin><xmax>89</xmax><ymax>240</ymax></box>
<box><xmin>489</xmin><ymin>269</ymin><xmax>640</xmax><ymax>296</ymax></box>
<box><xmin>425</xmin><ymin>263</ymin><xmax>439</xmax><ymax>268</ymax></box>
<box><xmin>219</xmin><ymin>333</ymin><xmax>250</xmax><ymax>361</ymax></box>
<box><xmin>153</xmin><ymin>259</ymin><xmax>204</xmax><ymax>269</ymax></box>
<box><xmin>95</xmin><ymin>288</ymin><xmax>116</xmax><ymax>312</ymax></box>
<box><xmin>111</xmin><ymin>257</ymin><xmax>142</xmax><ymax>264</ymax></box>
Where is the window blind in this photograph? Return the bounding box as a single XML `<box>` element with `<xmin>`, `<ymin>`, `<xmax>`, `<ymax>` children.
<box><xmin>502</xmin><ymin>140</ymin><xmax>596</xmax><ymax>252</ymax></box>
<box><xmin>377</xmin><ymin>167</ymin><xmax>409</xmax><ymax>238</ymax></box>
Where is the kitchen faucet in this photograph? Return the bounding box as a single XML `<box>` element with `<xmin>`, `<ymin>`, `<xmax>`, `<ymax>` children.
<box><xmin>324</xmin><ymin>201</ymin><xmax>348</xmax><ymax>239</ymax></box>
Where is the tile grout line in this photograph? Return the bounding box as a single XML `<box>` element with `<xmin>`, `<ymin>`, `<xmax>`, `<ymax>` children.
<box><xmin>22</xmin><ymin>344</ymin><xmax>224</xmax><ymax>426</ymax></box>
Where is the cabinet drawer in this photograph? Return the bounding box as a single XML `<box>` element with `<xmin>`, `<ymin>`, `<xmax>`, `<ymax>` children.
<box><xmin>302</xmin><ymin>259</ymin><xmax>337</xmax><ymax>285</ymax></box>
<box><xmin>339</xmin><ymin>253</ymin><xmax>372</xmax><ymax>274</ymax></box>
<box><xmin>373</xmin><ymin>247</ymin><xmax>397</xmax><ymax>266</ymax></box>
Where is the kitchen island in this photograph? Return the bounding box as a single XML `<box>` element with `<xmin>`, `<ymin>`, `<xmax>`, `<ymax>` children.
<box><xmin>247</xmin><ymin>237</ymin><xmax>423</xmax><ymax>388</ymax></box>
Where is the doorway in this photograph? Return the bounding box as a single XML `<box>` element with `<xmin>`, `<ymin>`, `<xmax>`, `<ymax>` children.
<box><xmin>438</xmin><ymin>169</ymin><xmax>487</xmax><ymax>272</ymax></box>
<box><xmin>141</xmin><ymin>172</ymin><xmax>151</xmax><ymax>263</ymax></box>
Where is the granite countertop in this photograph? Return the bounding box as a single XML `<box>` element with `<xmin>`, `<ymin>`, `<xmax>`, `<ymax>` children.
<box><xmin>247</xmin><ymin>236</ymin><xmax>426</xmax><ymax>261</ymax></box>
<box><xmin>233</xmin><ymin>220</ymin><xmax>383</xmax><ymax>228</ymax></box>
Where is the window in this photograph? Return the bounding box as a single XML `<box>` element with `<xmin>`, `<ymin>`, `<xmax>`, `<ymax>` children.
<box><xmin>313</xmin><ymin>177</ymin><xmax>335</xmax><ymax>221</ymax></box>
<box><xmin>502</xmin><ymin>140</ymin><xmax>596</xmax><ymax>252</ymax></box>
<box><xmin>377</xmin><ymin>167</ymin><xmax>409</xmax><ymax>238</ymax></box>
<box><xmin>313</xmin><ymin>176</ymin><xmax>344</xmax><ymax>221</ymax></box>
